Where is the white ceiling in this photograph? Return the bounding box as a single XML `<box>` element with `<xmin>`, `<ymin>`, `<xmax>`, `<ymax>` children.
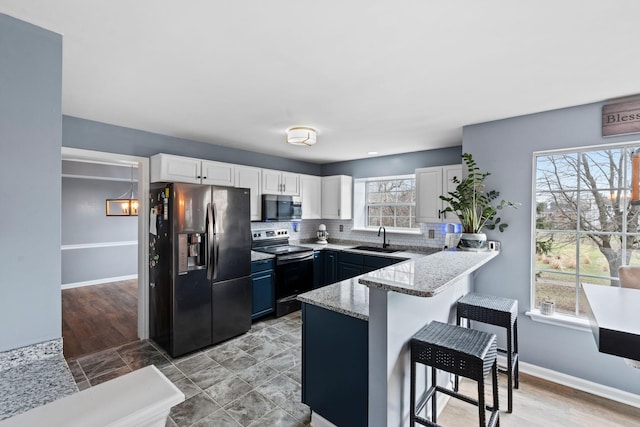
<box><xmin>3</xmin><ymin>1</ymin><xmax>640</xmax><ymax>164</ymax></box>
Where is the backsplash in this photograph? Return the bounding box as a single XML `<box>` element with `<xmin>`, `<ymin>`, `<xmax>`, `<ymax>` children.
<box><xmin>251</xmin><ymin>219</ymin><xmax>457</xmax><ymax>249</ymax></box>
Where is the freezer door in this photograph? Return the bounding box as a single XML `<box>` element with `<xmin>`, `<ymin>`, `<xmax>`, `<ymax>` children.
<box><xmin>211</xmin><ymin>275</ymin><xmax>252</xmax><ymax>344</ymax></box>
<box><xmin>209</xmin><ymin>186</ymin><xmax>252</xmax><ymax>281</ymax></box>
<box><xmin>172</xmin><ymin>269</ymin><xmax>212</xmax><ymax>356</ymax></box>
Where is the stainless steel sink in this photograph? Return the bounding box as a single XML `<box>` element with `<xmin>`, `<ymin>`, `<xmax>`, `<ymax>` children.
<box><xmin>350</xmin><ymin>245</ymin><xmax>399</xmax><ymax>253</ymax></box>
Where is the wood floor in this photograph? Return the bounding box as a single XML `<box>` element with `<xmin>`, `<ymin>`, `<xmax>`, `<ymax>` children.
<box><xmin>437</xmin><ymin>372</ymin><xmax>640</xmax><ymax>426</ymax></box>
<box><xmin>62</xmin><ymin>279</ymin><xmax>138</xmax><ymax>359</ymax></box>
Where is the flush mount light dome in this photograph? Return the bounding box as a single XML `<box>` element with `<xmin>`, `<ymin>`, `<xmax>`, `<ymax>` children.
<box><xmin>286</xmin><ymin>127</ymin><xmax>317</xmax><ymax>146</ymax></box>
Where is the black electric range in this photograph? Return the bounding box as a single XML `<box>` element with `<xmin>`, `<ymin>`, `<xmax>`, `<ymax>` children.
<box><xmin>252</xmin><ymin>228</ymin><xmax>314</xmax><ymax>316</ymax></box>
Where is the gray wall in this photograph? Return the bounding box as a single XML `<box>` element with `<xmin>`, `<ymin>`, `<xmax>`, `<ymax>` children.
<box><xmin>321</xmin><ymin>146</ymin><xmax>461</xmax><ymax>178</ymax></box>
<box><xmin>0</xmin><ymin>14</ymin><xmax>62</xmax><ymax>351</ymax></box>
<box><xmin>61</xmin><ymin>174</ymin><xmax>138</xmax><ymax>285</ymax></box>
<box><xmin>63</xmin><ymin>116</ymin><xmax>322</xmax><ymax>175</ymax></box>
<box><xmin>463</xmin><ymin>101</ymin><xmax>640</xmax><ymax>394</ymax></box>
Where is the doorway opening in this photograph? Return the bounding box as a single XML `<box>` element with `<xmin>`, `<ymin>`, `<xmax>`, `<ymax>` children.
<box><xmin>61</xmin><ymin>148</ymin><xmax>149</xmax><ymax>359</ymax></box>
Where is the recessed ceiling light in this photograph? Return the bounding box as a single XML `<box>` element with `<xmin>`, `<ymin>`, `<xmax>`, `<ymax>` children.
<box><xmin>367</xmin><ymin>151</ymin><xmax>379</xmax><ymax>155</ymax></box>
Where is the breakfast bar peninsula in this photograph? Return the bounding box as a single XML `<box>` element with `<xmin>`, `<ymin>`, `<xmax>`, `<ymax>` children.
<box><xmin>298</xmin><ymin>249</ymin><xmax>499</xmax><ymax>427</ymax></box>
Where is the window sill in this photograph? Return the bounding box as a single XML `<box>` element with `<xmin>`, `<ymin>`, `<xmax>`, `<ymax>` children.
<box><xmin>525</xmin><ymin>310</ymin><xmax>591</xmax><ymax>332</ymax></box>
<box><xmin>350</xmin><ymin>227</ymin><xmax>423</xmax><ymax>236</ymax></box>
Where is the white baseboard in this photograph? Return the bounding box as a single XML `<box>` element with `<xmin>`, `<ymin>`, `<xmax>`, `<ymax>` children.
<box><xmin>517</xmin><ymin>359</ymin><xmax>640</xmax><ymax>409</ymax></box>
<box><xmin>310</xmin><ymin>411</ymin><xmax>336</xmax><ymax>427</ymax></box>
<box><xmin>61</xmin><ymin>274</ymin><xmax>138</xmax><ymax>290</ymax></box>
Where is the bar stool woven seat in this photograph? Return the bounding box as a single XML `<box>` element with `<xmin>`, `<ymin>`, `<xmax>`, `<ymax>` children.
<box><xmin>456</xmin><ymin>292</ymin><xmax>519</xmax><ymax>413</ymax></box>
<box><xmin>410</xmin><ymin>321</ymin><xmax>499</xmax><ymax>427</ymax></box>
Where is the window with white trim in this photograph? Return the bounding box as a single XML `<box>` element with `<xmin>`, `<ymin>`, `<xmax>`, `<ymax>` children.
<box><xmin>533</xmin><ymin>142</ymin><xmax>640</xmax><ymax>318</ymax></box>
<box><xmin>354</xmin><ymin>175</ymin><xmax>418</xmax><ymax>230</ymax></box>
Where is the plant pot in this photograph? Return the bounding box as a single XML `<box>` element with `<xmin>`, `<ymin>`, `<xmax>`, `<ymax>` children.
<box><xmin>458</xmin><ymin>233</ymin><xmax>487</xmax><ymax>251</ymax></box>
<box><xmin>540</xmin><ymin>300</ymin><xmax>555</xmax><ymax>316</ymax></box>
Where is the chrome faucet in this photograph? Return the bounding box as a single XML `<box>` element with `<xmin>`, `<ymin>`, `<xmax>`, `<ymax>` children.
<box><xmin>378</xmin><ymin>226</ymin><xmax>389</xmax><ymax>248</ymax></box>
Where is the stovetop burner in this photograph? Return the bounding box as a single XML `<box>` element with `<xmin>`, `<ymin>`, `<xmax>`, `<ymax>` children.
<box><xmin>251</xmin><ymin>228</ymin><xmax>313</xmax><ymax>256</ymax></box>
<box><xmin>255</xmin><ymin>245</ymin><xmax>313</xmax><ymax>255</ymax></box>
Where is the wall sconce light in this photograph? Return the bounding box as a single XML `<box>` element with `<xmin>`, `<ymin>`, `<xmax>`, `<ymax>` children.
<box><xmin>286</xmin><ymin>127</ymin><xmax>317</xmax><ymax>146</ymax></box>
<box><xmin>106</xmin><ymin>165</ymin><xmax>138</xmax><ymax>216</ymax></box>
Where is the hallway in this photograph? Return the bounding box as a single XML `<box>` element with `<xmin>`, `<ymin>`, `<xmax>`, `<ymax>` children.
<box><xmin>62</xmin><ymin>279</ymin><xmax>137</xmax><ymax>359</ymax></box>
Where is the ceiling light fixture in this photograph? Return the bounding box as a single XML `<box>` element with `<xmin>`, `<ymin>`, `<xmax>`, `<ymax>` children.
<box><xmin>368</xmin><ymin>151</ymin><xmax>379</xmax><ymax>155</ymax></box>
<box><xmin>286</xmin><ymin>127</ymin><xmax>317</xmax><ymax>146</ymax></box>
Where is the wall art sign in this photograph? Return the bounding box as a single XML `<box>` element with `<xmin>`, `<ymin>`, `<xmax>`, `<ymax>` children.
<box><xmin>602</xmin><ymin>100</ymin><xmax>640</xmax><ymax>137</ymax></box>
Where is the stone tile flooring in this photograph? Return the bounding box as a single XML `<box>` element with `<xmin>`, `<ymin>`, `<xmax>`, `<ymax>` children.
<box><xmin>66</xmin><ymin>312</ymin><xmax>310</xmax><ymax>427</ymax></box>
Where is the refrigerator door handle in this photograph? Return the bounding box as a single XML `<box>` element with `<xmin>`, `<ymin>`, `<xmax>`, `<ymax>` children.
<box><xmin>207</xmin><ymin>202</ymin><xmax>214</xmax><ymax>280</ymax></box>
<box><xmin>212</xmin><ymin>203</ymin><xmax>220</xmax><ymax>280</ymax></box>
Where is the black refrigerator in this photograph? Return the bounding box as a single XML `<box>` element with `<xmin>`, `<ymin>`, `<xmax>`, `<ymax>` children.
<box><xmin>149</xmin><ymin>183</ymin><xmax>252</xmax><ymax>357</ymax></box>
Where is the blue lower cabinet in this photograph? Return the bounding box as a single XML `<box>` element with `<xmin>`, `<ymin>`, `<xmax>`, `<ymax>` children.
<box><xmin>251</xmin><ymin>259</ymin><xmax>275</xmax><ymax>320</ymax></box>
<box><xmin>313</xmin><ymin>251</ymin><xmax>324</xmax><ymax>289</ymax></box>
<box><xmin>324</xmin><ymin>250</ymin><xmax>338</xmax><ymax>285</ymax></box>
<box><xmin>302</xmin><ymin>303</ymin><xmax>368</xmax><ymax>427</ymax></box>
<box><xmin>338</xmin><ymin>261</ymin><xmax>364</xmax><ymax>280</ymax></box>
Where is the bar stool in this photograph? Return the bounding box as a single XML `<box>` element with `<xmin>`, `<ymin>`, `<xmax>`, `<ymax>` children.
<box><xmin>410</xmin><ymin>321</ymin><xmax>499</xmax><ymax>427</ymax></box>
<box><xmin>456</xmin><ymin>293</ymin><xmax>519</xmax><ymax>413</ymax></box>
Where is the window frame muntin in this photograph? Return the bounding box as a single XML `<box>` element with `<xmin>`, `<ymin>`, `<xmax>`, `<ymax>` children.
<box><xmin>362</xmin><ymin>174</ymin><xmax>418</xmax><ymax>231</ymax></box>
<box><xmin>531</xmin><ymin>141</ymin><xmax>640</xmax><ymax>318</ymax></box>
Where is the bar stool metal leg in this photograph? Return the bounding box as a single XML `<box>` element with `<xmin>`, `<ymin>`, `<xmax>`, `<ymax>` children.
<box><xmin>431</xmin><ymin>366</ymin><xmax>437</xmax><ymax>425</ymax></box>
<box><xmin>514</xmin><ymin>318</ymin><xmax>519</xmax><ymax>389</ymax></box>
<box><xmin>410</xmin><ymin>351</ymin><xmax>416</xmax><ymax>427</ymax></box>
<box><xmin>477</xmin><ymin>370</ymin><xmax>486</xmax><ymax>427</ymax></box>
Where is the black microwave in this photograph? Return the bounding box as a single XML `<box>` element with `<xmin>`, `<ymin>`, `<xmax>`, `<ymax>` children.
<box><xmin>262</xmin><ymin>194</ymin><xmax>302</xmax><ymax>221</ymax></box>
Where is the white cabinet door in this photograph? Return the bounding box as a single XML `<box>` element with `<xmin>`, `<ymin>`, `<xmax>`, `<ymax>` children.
<box><xmin>322</xmin><ymin>175</ymin><xmax>352</xmax><ymax>219</ymax></box>
<box><xmin>281</xmin><ymin>172</ymin><xmax>300</xmax><ymax>196</ymax></box>
<box><xmin>150</xmin><ymin>154</ymin><xmax>200</xmax><ymax>184</ymax></box>
<box><xmin>441</xmin><ymin>165</ymin><xmax>462</xmax><ymax>224</ymax></box>
<box><xmin>201</xmin><ymin>161</ymin><xmax>235</xmax><ymax>186</ymax></box>
<box><xmin>415</xmin><ymin>165</ymin><xmax>461</xmax><ymax>223</ymax></box>
<box><xmin>300</xmin><ymin>174</ymin><xmax>321</xmax><ymax>219</ymax></box>
<box><xmin>261</xmin><ymin>169</ymin><xmax>300</xmax><ymax>195</ymax></box>
<box><xmin>235</xmin><ymin>166</ymin><xmax>262</xmax><ymax>221</ymax></box>
<box><xmin>261</xmin><ymin>169</ymin><xmax>282</xmax><ymax>194</ymax></box>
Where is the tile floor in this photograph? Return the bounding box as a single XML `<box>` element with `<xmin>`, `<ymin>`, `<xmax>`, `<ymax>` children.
<box><xmin>66</xmin><ymin>311</ymin><xmax>310</xmax><ymax>427</ymax></box>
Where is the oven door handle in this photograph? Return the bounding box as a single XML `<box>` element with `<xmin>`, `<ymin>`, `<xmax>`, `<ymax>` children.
<box><xmin>277</xmin><ymin>252</ymin><xmax>314</xmax><ymax>265</ymax></box>
<box><xmin>279</xmin><ymin>295</ymin><xmax>299</xmax><ymax>303</ymax></box>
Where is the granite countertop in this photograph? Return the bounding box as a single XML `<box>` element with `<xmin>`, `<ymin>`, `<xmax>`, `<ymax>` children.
<box><xmin>0</xmin><ymin>339</ymin><xmax>78</xmax><ymax>421</ymax></box>
<box><xmin>293</xmin><ymin>242</ymin><xmax>436</xmax><ymax>261</ymax></box>
<box><xmin>358</xmin><ymin>250</ymin><xmax>499</xmax><ymax>297</ymax></box>
<box><xmin>298</xmin><ymin>277</ymin><xmax>370</xmax><ymax>321</ymax></box>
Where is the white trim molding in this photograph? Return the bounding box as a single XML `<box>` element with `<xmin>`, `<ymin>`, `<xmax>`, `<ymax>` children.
<box><xmin>519</xmin><ymin>360</ymin><xmax>640</xmax><ymax>409</ymax></box>
<box><xmin>61</xmin><ymin>274</ymin><xmax>138</xmax><ymax>290</ymax></box>
<box><xmin>61</xmin><ymin>241</ymin><xmax>138</xmax><ymax>251</ymax></box>
<box><xmin>525</xmin><ymin>310</ymin><xmax>591</xmax><ymax>332</ymax></box>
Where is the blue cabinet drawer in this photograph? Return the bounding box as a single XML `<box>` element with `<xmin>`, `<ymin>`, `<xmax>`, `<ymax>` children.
<box><xmin>251</xmin><ymin>258</ymin><xmax>274</xmax><ymax>273</ymax></box>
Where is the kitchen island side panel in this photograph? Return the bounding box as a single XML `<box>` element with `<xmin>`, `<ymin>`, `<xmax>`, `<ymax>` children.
<box><xmin>369</xmin><ymin>274</ymin><xmax>472</xmax><ymax>427</ymax></box>
<box><xmin>302</xmin><ymin>303</ymin><xmax>368</xmax><ymax>427</ymax></box>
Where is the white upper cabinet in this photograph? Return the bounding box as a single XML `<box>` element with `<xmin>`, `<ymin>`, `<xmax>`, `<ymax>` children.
<box><xmin>300</xmin><ymin>174</ymin><xmax>322</xmax><ymax>219</ymax></box>
<box><xmin>235</xmin><ymin>165</ymin><xmax>262</xmax><ymax>221</ymax></box>
<box><xmin>261</xmin><ymin>169</ymin><xmax>300</xmax><ymax>196</ymax></box>
<box><xmin>201</xmin><ymin>160</ymin><xmax>235</xmax><ymax>186</ymax></box>
<box><xmin>415</xmin><ymin>164</ymin><xmax>462</xmax><ymax>223</ymax></box>
<box><xmin>151</xmin><ymin>154</ymin><xmax>235</xmax><ymax>186</ymax></box>
<box><xmin>322</xmin><ymin>175</ymin><xmax>352</xmax><ymax>219</ymax></box>
<box><xmin>151</xmin><ymin>154</ymin><xmax>201</xmax><ymax>184</ymax></box>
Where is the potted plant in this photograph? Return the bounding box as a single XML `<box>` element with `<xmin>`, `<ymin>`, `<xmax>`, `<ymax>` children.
<box><xmin>440</xmin><ymin>153</ymin><xmax>519</xmax><ymax>250</ymax></box>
